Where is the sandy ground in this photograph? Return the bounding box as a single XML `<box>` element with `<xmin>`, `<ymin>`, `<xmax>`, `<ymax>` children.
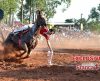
<box><xmin>0</xmin><ymin>31</ymin><xmax>100</xmax><ymax>81</ymax></box>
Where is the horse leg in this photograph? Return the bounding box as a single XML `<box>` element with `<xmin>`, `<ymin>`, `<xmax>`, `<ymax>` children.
<box><xmin>22</xmin><ymin>46</ymin><xmax>32</xmax><ymax>59</ymax></box>
<box><xmin>17</xmin><ymin>42</ymin><xmax>29</xmax><ymax>59</ymax></box>
<box><xmin>27</xmin><ymin>47</ymin><xmax>32</xmax><ymax>56</ymax></box>
<box><xmin>25</xmin><ymin>38</ymin><xmax>38</xmax><ymax>57</ymax></box>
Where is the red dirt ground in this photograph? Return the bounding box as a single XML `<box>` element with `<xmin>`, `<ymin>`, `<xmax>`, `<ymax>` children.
<box><xmin>0</xmin><ymin>36</ymin><xmax>100</xmax><ymax>81</ymax></box>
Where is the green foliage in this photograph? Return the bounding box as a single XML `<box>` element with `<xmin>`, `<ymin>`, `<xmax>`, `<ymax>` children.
<box><xmin>97</xmin><ymin>4</ymin><xmax>100</xmax><ymax>11</ymax></box>
<box><xmin>65</xmin><ymin>19</ymin><xmax>74</xmax><ymax>23</ymax></box>
<box><xmin>0</xmin><ymin>0</ymin><xmax>19</xmax><ymax>26</ymax></box>
<box><xmin>87</xmin><ymin>4</ymin><xmax>100</xmax><ymax>32</ymax></box>
<box><xmin>89</xmin><ymin>7</ymin><xmax>99</xmax><ymax>21</ymax></box>
<box><xmin>17</xmin><ymin>0</ymin><xmax>71</xmax><ymax>22</ymax></box>
<box><xmin>0</xmin><ymin>0</ymin><xmax>19</xmax><ymax>18</ymax></box>
<box><xmin>87</xmin><ymin>21</ymin><xmax>100</xmax><ymax>32</ymax></box>
<box><xmin>65</xmin><ymin>4</ymin><xmax>100</xmax><ymax>32</ymax></box>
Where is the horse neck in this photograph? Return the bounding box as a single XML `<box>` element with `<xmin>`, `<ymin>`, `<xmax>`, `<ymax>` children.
<box><xmin>30</xmin><ymin>25</ymin><xmax>35</xmax><ymax>36</ymax></box>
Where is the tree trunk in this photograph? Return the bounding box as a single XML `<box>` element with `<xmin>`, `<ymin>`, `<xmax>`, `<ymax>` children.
<box><xmin>9</xmin><ymin>8</ymin><xmax>12</xmax><ymax>26</ymax></box>
<box><xmin>21</xmin><ymin>0</ymin><xmax>24</xmax><ymax>24</ymax></box>
<box><xmin>32</xmin><ymin>9</ymin><xmax>35</xmax><ymax>23</ymax></box>
<box><xmin>11</xmin><ymin>13</ymin><xmax>14</xmax><ymax>26</ymax></box>
<box><xmin>29</xmin><ymin>6</ymin><xmax>32</xmax><ymax>24</ymax></box>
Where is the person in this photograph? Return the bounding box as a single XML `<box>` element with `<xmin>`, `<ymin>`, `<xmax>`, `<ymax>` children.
<box><xmin>34</xmin><ymin>10</ymin><xmax>55</xmax><ymax>65</ymax></box>
<box><xmin>12</xmin><ymin>23</ymin><xmax>34</xmax><ymax>35</ymax></box>
<box><xmin>40</xmin><ymin>27</ymin><xmax>55</xmax><ymax>65</ymax></box>
<box><xmin>40</xmin><ymin>27</ymin><xmax>55</xmax><ymax>51</ymax></box>
<box><xmin>12</xmin><ymin>23</ymin><xmax>35</xmax><ymax>46</ymax></box>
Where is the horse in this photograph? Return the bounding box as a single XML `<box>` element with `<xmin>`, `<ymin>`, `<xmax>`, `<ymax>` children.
<box><xmin>3</xmin><ymin>24</ymin><xmax>38</xmax><ymax>59</ymax></box>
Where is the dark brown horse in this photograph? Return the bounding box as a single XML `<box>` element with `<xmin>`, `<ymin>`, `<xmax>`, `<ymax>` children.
<box><xmin>3</xmin><ymin>25</ymin><xmax>38</xmax><ymax>59</ymax></box>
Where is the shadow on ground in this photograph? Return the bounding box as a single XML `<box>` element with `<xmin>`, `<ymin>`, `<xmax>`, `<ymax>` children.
<box><xmin>0</xmin><ymin>65</ymin><xmax>100</xmax><ymax>81</ymax></box>
<box><xmin>36</xmin><ymin>48</ymin><xmax>100</xmax><ymax>55</ymax></box>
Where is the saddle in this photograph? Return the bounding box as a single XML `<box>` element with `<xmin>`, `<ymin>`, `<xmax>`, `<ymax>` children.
<box><xmin>11</xmin><ymin>24</ymin><xmax>35</xmax><ymax>48</ymax></box>
<box><xmin>13</xmin><ymin>26</ymin><xmax>30</xmax><ymax>36</ymax></box>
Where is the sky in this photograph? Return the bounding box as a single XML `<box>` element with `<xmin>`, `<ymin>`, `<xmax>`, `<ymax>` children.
<box><xmin>49</xmin><ymin>0</ymin><xmax>100</xmax><ymax>23</ymax></box>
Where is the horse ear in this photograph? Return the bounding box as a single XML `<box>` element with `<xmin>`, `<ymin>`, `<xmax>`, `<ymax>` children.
<box><xmin>0</xmin><ymin>9</ymin><xmax>4</xmax><ymax>20</ymax></box>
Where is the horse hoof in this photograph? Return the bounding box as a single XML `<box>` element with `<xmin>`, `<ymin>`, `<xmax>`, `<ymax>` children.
<box><xmin>25</xmin><ymin>55</ymin><xmax>29</xmax><ymax>58</ymax></box>
<box><xmin>16</xmin><ymin>54</ymin><xmax>23</xmax><ymax>57</ymax></box>
<box><xmin>20</xmin><ymin>55</ymin><xmax>29</xmax><ymax>59</ymax></box>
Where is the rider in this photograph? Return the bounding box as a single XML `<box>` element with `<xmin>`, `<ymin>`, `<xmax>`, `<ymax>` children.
<box><xmin>34</xmin><ymin>10</ymin><xmax>55</xmax><ymax>65</ymax></box>
<box><xmin>13</xmin><ymin>23</ymin><xmax>34</xmax><ymax>35</ymax></box>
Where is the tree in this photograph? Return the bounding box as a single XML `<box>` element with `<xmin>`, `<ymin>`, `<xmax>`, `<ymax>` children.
<box><xmin>65</xmin><ymin>19</ymin><xmax>74</xmax><ymax>23</ymax></box>
<box><xmin>0</xmin><ymin>0</ymin><xmax>19</xmax><ymax>25</ymax></box>
<box><xmin>21</xmin><ymin>0</ymin><xmax>24</xmax><ymax>24</ymax></box>
<box><xmin>87</xmin><ymin>4</ymin><xmax>100</xmax><ymax>32</ymax></box>
<box><xmin>89</xmin><ymin>7</ymin><xmax>99</xmax><ymax>21</ymax></box>
<box><xmin>17</xmin><ymin>0</ymin><xmax>71</xmax><ymax>23</ymax></box>
<box><xmin>97</xmin><ymin>4</ymin><xmax>100</xmax><ymax>11</ymax></box>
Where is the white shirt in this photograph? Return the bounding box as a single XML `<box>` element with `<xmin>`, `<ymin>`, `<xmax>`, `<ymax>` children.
<box><xmin>13</xmin><ymin>24</ymin><xmax>34</xmax><ymax>33</ymax></box>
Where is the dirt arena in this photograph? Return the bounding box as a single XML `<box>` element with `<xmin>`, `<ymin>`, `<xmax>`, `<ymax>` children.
<box><xmin>0</xmin><ymin>30</ymin><xmax>100</xmax><ymax>81</ymax></box>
